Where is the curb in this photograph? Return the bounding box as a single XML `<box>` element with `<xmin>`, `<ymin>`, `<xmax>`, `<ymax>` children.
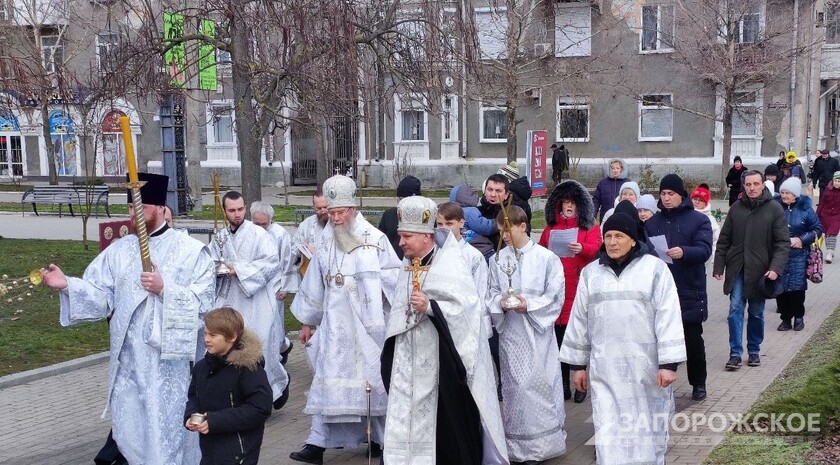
<box><xmin>0</xmin><ymin>351</ymin><xmax>108</xmax><ymax>390</ymax></box>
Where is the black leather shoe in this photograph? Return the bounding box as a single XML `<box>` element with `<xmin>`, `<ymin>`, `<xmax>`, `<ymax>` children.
<box><xmin>725</xmin><ymin>356</ymin><xmax>742</xmax><ymax>371</ymax></box>
<box><xmin>777</xmin><ymin>320</ymin><xmax>792</xmax><ymax>331</ymax></box>
<box><xmin>290</xmin><ymin>444</ymin><xmax>325</xmax><ymax>464</ymax></box>
<box><xmin>573</xmin><ymin>390</ymin><xmax>587</xmax><ymax>403</ymax></box>
<box><xmin>274</xmin><ymin>374</ymin><xmax>291</xmax><ymax>410</ymax></box>
<box><xmin>281</xmin><ymin>341</ymin><xmax>294</xmax><ymax>365</ymax></box>
<box><xmin>691</xmin><ymin>385</ymin><xmax>707</xmax><ymax>401</ymax></box>
<box><xmin>747</xmin><ymin>354</ymin><xmax>761</xmax><ymax>367</ymax></box>
<box><xmin>368</xmin><ymin>442</ymin><xmax>382</xmax><ymax>458</ymax></box>
<box><xmin>793</xmin><ymin>318</ymin><xmax>804</xmax><ymax>331</ymax></box>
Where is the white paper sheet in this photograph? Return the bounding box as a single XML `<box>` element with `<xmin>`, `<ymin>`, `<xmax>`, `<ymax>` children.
<box><xmin>648</xmin><ymin>234</ymin><xmax>672</xmax><ymax>264</ymax></box>
<box><xmin>548</xmin><ymin>228</ymin><xmax>578</xmax><ymax>258</ymax></box>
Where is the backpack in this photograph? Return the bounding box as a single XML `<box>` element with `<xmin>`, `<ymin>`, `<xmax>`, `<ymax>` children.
<box><xmin>807</xmin><ymin>236</ymin><xmax>824</xmax><ymax>284</ymax></box>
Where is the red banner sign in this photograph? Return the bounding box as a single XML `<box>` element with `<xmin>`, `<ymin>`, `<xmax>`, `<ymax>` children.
<box><xmin>526</xmin><ymin>130</ymin><xmax>548</xmax><ymax>197</ymax></box>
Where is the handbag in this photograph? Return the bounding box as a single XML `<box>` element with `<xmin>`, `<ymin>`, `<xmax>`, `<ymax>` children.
<box><xmin>807</xmin><ymin>235</ymin><xmax>824</xmax><ymax>284</ymax></box>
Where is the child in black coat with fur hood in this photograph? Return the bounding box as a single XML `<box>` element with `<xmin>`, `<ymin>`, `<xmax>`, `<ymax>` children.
<box><xmin>185</xmin><ymin>307</ymin><xmax>273</xmax><ymax>465</ymax></box>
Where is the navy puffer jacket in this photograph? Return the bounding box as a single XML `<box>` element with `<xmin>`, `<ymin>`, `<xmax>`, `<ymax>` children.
<box><xmin>777</xmin><ymin>195</ymin><xmax>822</xmax><ymax>292</ymax></box>
<box><xmin>645</xmin><ymin>196</ymin><xmax>713</xmax><ymax>323</ymax></box>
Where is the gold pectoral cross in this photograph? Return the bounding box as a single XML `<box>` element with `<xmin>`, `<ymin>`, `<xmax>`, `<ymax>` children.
<box><xmin>405</xmin><ymin>257</ymin><xmax>430</xmax><ymax>292</ymax></box>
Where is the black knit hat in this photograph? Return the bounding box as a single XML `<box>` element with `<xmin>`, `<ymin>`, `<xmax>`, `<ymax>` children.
<box><xmin>127</xmin><ymin>173</ymin><xmax>169</xmax><ymax>206</ymax></box>
<box><xmin>764</xmin><ymin>164</ymin><xmax>780</xmax><ymax>176</ymax></box>
<box><xmin>659</xmin><ymin>173</ymin><xmax>688</xmax><ymax>198</ymax></box>
<box><xmin>602</xmin><ymin>212</ymin><xmax>639</xmax><ymax>242</ymax></box>
<box><xmin>396</xmin><ymin>175</ymin><xmax>422</xmax><ymax>198</ymax></box>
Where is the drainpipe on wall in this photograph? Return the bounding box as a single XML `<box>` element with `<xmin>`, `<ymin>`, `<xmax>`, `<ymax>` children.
<box><xmin>789</xmin><ymin>0</ymin><xmax>799</xmax><ymax>153</ymax></box>
<box><xmin>460</xmin><ymin>0</ymin><xmax>468</xmax><ymax>159</ymax></box>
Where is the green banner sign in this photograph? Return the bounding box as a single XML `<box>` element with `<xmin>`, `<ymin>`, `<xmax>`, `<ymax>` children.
<box><xmin>198</xmin><ymin>19</ymin><xmax>218</xmax><ymax>91</ymax></box>
<box><xmin>163</xmin><ymin>12</ymin><xmax>186</xmax><ymax>88</ymax></box>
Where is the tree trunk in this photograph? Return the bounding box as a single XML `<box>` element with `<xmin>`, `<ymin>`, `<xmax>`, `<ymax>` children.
<box><xmin>721</xmin><ymin>100</ymin><xmax>733</xmax><ymax>192</ymax></box>
<box><xmin>41</xmin><ymin>99</ymin><xmax>58</xmax><ymax>185</ymax></box>
<box><xmin>230</xmin><ymin>11</ymin><xmax>263</xmax><ymax>208</ymax></box>
<box><xmin>506</xmin><ymin>104</ymin><xmax>517</xmax><ymax>163</ymax></box>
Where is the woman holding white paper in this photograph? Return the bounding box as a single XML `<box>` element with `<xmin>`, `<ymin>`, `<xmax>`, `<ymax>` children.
<box><xmin>538</xmin><ymin>180</ymin><xmax>602</xmax><ymax>403</ymax></box>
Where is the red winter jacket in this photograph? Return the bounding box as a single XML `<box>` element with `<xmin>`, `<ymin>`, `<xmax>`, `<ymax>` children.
<box><xmin>538</xmin><ymin>215</ymin><xmax>602</xmax><ymax>325</ymax></box>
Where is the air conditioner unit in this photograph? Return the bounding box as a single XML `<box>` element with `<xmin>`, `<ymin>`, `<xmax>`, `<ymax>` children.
<box><xmin>534</xmin><ymin>43</ymin><xmax>551</xmax><ymax>57</ymax></box>
<box><xmin>523</xmin><ymin>88</ymin><xmax>542</xmax><ymax>106</ymax></box>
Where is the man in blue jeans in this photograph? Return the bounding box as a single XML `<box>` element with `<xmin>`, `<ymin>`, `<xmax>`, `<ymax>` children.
<box><xmin>713</xmin><ymin>170</ymin><xmax>790</xmax><ymax>370</ymax></box>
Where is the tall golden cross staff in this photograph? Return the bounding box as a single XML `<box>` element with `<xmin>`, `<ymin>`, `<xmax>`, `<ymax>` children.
<box><xmin>119</xmin><ymin>116</ymin><xmax>152</xmax><ymax>273</ymax></box>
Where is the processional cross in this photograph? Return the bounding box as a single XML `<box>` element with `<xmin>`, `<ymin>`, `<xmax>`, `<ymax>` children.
<box><xmin>404</xmin><ymin>257</ymin><xmax>430</xmax><ymax>325</ymax></box>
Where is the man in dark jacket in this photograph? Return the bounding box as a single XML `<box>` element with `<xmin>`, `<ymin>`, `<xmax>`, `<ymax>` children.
<box><xmin>551</xmin><ymin>144</ymin><xmax>569</xmax><ymax>183</ymax></box>
<box><xmin>645</xmin><ymin>174</ymin><xmax>713</xmax><ymax>401</ymax></box>
<box><xmin>378</xmin><ymin>175</ymin><xmax>421</xmax><ymax>259</ymax></box>
<box><xmin>713</xmin><ymin>171</ymin><xmax>790</xmax><ymax>371</ymax></box>
<box><xmin>810</xmin><ymin>149</ymin><xmax>840</xmax><ymax>201</ymax></box>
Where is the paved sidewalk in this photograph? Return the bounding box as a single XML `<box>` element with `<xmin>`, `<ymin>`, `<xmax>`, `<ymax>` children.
<box><xmin>0</xmin><ymin>203</ymin><xmax>834</xmax><ymax>465</ymax></box>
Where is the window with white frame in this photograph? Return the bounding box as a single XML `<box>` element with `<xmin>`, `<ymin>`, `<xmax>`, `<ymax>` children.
<box><xmin>475</xmin><ymin>8</ymin><xmax>508</xmax><ymax>60</ymax></box>
<box><xmin>555</xmin><ymin>2</ymin><xmax>591</xmax><ymax>57</ymax></box>
<box><xmin>396</xmin><ymin>15</ymin><xmax>426</xmax><ymax>62</ymax></box>
<box><xmin>737</xmin><ymin>12</ymin><xmax>761</xmax><ymax>43</ymax></box>
<box><xmin>395</xmin><ymin>95</ymin><xmax>427</xmax><ymax>142</ymax></box>
<box><xmin>732</xmin><ymin>90</ymin><xmax>759</xmax><ymax>137</ymax></box>
<box><xmin>442</xmin><ymin>95</ymin><xmax>459</xmax><ymax>141</ymax></box>
<box><xmin>210</xmin><ymin>104</ymin><xmax>235</xmax><ymax>144</ymax></box>
<box><xmin>640</xmin><ymin>5</ymin><xmax>674</xmax><ymax>52</ymax></box>
<box><xmin>827</xmin><ymin>4</ymin><xmax>840</xmax><ymax>45</ymax></box>
<box><xmin>41</xmin><ymin>35</ymin><xmax>63</xmax><ymax>73</ymax></box>
<box><xmin>441</xmin><ymin>8</ymin><xmax>458</xmax><ymax>62</ymax></box>
<box><xmin>721</xmin><ymin>2</ymin><xmax>763</xmax><ymax>44</ymax></box>
<box><xmin>97</xmin><ymin>33</ymin><xmax>119</xmax><ymax>73</ymax></box>
<box><xmin>556</xmin><ymin>97</ymin><xmax>589</xmax><ymax>142</ymax></box>
<box><xmin>480</xmin><ymin>102</ymin><xmax>508</xmax><ymax>142</ymax></box>
<box><xmin>639</xmin><ymin>94</ymin><xmax>673</xmax><ymax>141</ymax></box>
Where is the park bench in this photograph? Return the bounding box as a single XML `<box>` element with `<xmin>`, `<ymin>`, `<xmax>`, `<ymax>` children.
<box><xmin>294</xmin><ymin>208</ymin><xmax>384</xmax><ymax>226</ymax></box>
<box><xmin>21</xmin><ymin>185</ymin><xmax>111</xmax><ymax>218</ymax></box>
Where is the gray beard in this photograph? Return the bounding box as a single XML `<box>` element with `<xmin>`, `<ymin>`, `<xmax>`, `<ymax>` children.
<box><xmin>333</xmin><ymin>220</ymin><xmax>363</xmax><ymax>253</ymax></box>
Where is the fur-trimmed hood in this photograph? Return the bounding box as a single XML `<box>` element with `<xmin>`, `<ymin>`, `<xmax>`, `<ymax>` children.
<box><xmin>225</xmin><ymin>329</ymin><xmax>264</xmax><ymax>371</ymax></box>
<box><xmin>546</xmin><ymin>180</ymin><xmax>596</xmax><ymax>229</ymax></box>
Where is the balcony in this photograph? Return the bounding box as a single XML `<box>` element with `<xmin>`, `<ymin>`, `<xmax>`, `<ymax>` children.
<box><xmin>12</xmin><ymin>0</ymin><xmax>68</xmax><ymax>26</ymax></box>
<box><xmin>821</xmin><ymin>43</ymin><xmax>840</xmax><ymax>80</ymax></box>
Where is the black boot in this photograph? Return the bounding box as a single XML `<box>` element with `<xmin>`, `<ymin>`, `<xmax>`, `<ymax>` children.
<box><xmin>274</xmin><ymin>374</ymin><xmax>291</xmax><ymax>410</ymax></box>
<box><xmin>368</xmin><ymin>441</ymin><xmax>382</xmax><ymax>458</ymax></box>
<box><xmin>290</xmin><ymin>444</ymin><xmax>325</xmax><ymax>464</ymax></box>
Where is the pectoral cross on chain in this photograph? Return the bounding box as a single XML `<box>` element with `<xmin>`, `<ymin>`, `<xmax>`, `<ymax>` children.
<box><xmin>404</xmin><ymin>257</ymin><xmax>430</xmax><ymax>326</ymax></box>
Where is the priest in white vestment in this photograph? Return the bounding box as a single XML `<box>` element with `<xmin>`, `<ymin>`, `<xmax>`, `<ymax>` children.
<box><xmin>42</xmin><ymin>173</ymin><xmax>215</xmax><ymax>465</ymax></box>
<box><xmin>208</xmin><ymin>192</ymin><xmax>290</xmax><ymax>409</ymax></box>
<box><xmin>487</xmin><ymin>205</ymin><xmax>567</xmax><ymax>463</ymax></box>
<box><xmin>559</xmin><ymin>212</ymin><xmax>687</xmax><ymax>465</ymax></box>
<box><xmin>291</xmin><ymin>190</ymin><xmax>329</xmax><ymax>275</ymax></box>
<box><xmin>251</xmin><ymin>200</ymin><xmax>299</xmax><ymax>359</ymax></box>
<box><xmin>382</xmin><ymin>196</ymin><xmax>508</xmax><ymax>465</ymax></box>
<box><xmin>290</xmin><ymin>175</ymin><xmax>401</xmax><ymax>464</ymax></box>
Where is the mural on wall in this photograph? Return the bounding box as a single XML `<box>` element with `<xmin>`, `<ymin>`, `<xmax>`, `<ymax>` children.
<box><xmin>49</xmin><ymin>110</ymin><xmax>77</xmax><ymax>176</ymax></box>
<box><xmin>611</xmin><ymin>0</ymin><xmax>641</xmax><ymax>30</ymax></box>
<box><xmin>101</xmin><ymin>110</ymin><xmax>127</xmax><ymax>176</ymax></box>
<box><xmin>0</xmin><ymin>112</ymin><xmax>23</xmax><ymax>177</ymax></box>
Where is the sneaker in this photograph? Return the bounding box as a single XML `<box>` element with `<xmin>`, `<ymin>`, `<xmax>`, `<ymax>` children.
<box><xmin>794</xmin><ymin>318</ymin><xmax>805</xmax><ymax>331</ymax></box>
<box><xmin>747</xmin><ymin>354</ymin><xmax>761</xmax><ymax>367</ymax></box>
<box><xmin>827</xmin><ymin>251</ymin><xmax>834</xmax><ymax>264</ymax></box>
<box><xmin>691</xmin><ymin>385</ymin><xmax>707</xmax><ymax>401</ymax></box>
<box><xmin>290</xmin><ymin>444</ymin><xmax>325</xmax><ymax>464</ymax></box>
<box><xmin>725</xmin><ymin>356</ymin><xmax>742</xmax><ymax>371</ymax></box>
<box><xmin>777</xmin><ymin>320</ymin><xmax>792</xmax><ymax>331</ymax></box>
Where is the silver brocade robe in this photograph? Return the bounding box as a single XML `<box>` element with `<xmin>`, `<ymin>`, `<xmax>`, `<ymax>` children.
<box><xmin>559</xmin><ymin>254</ymin><xmax>687</xmax><ymax>465</ymax></box>
<box><xmin>267</xmin><ymin>222</ymin><xmax>300</xmax><ymax>339</ymax></box>
<box><xmin>291</xmin><ymin>214</ymin><xmax>326</xmax><ymax>271</ymax></box>
<box><xmin>384</xmin><ymin>229</ymin><xmax>508</xmax><ymax>465</ymax></box>
<box><xmin>488</xmin><ymin>241</ymin><xmax>567</xmax><ymax>462</ymax></box>
<box><xmin>59</xmin><ymin>228</ymin><xmax>215</xmax><ymax>465</ymax></box>
<box><xmin>459</xmin><ymin>238</ymin><xmax>491</xmax><ymax>338</ymax></box>
<box><xmin>208</xmin><ymin>220</ymin><xmax>289</xmax><ymax>399</ymax></box>
<box><xmin>290</xmin><ymin>214</ymin><xmax>400</xmax><ymax>424</ymax></box>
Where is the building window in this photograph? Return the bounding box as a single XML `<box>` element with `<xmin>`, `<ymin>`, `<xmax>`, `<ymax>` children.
<box><xmin>555</xmin><ymin>2</ymin><xmax>591</xmax><ymax>57</ymax></box>
<box><xmin>442</xmin><ymin>95</ymin><xmax>459</xmax><ymax>141</ymax></box>
<box><xmin>475</xmin><ymin>8</ymin><xmax>508</xmax><ymax>60</ymax></box>
<box><xmin>211</xmin><ymin>106</ymin><xmax>235</xmax><ymax>144</ymax></box>
<box><xmin>97</xmin><ymin>33</ymin><xmax>119</xmax><ymax>73</ymax></box>
<box><xmin>737</xmin><ymin>12</ymin><xmax>761</xmax><ymax>43</ymax></box>
<box><xmin>641</xmin><ymin>5</ymin><xmax>674</xmax><ymax>52</ymax></box>
<box><xmin>721</xmin><ymin>2</ymin><xmax>762</xmax><ymax>44</ymax></box>
<box><xmin>827</xmin><ymin>4</ymin><xmax>840</xmax><ymax>45</ymax></box>
<box><xmin>639</xmin><ymin>94</ymin><xmax>673</xmax><ymax>141</ymax></box>
<box><xmin>480</xmin><ymin>102</ymin><xmax>507</xmax><ymax>142</ymax></box>
<box><xmin>732</xmin><ymin>91</ymin><xmax>759</xmax><ymax>136</ymax></box>
<box><xmin>395</xmin><ymin>95</ymin><xmax>427</xmax><ymax>142</ymax></box>
<box><xmin>41</xmin><ymin>35</ymin><xmax>63</xmax><ymax>73</ymax></box>
<box><xmin>556</xmin><ymin>97</ymin><xmax>589</xmax><ymax>142</ymax></box>
<box><xmin>396</xmin><ymin>15</ymin><xmax>426</xmax><ymax>62</ymax></box>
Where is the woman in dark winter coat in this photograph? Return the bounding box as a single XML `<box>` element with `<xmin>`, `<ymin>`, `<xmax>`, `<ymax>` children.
<box><xmin>538</xmin><ymin>180</ymin><xmax>602</xmax><ymax>403</ymax></box>
<box><xmin>816</xmin><ymin>172</ymin><xmax>840</xmax><ymax>264</ymax></box>
<box><xmin>775</xmin><ymin>179</ymin><xmax>823</xmax><ymax>332</ymax></box>
<box><xmin>592</xmin><ymin>158</ymin><xmax>630</xmax><ymax>222</ymax></box>
<box><xmin>726</xmin><ymin>156</ymin><xmax>748</xmax><ymax>206</ymax></box>
<box><xmin>185</xmin><ymin>307</ymin><xmax>273</xmax><ymax>465</ymax></box>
